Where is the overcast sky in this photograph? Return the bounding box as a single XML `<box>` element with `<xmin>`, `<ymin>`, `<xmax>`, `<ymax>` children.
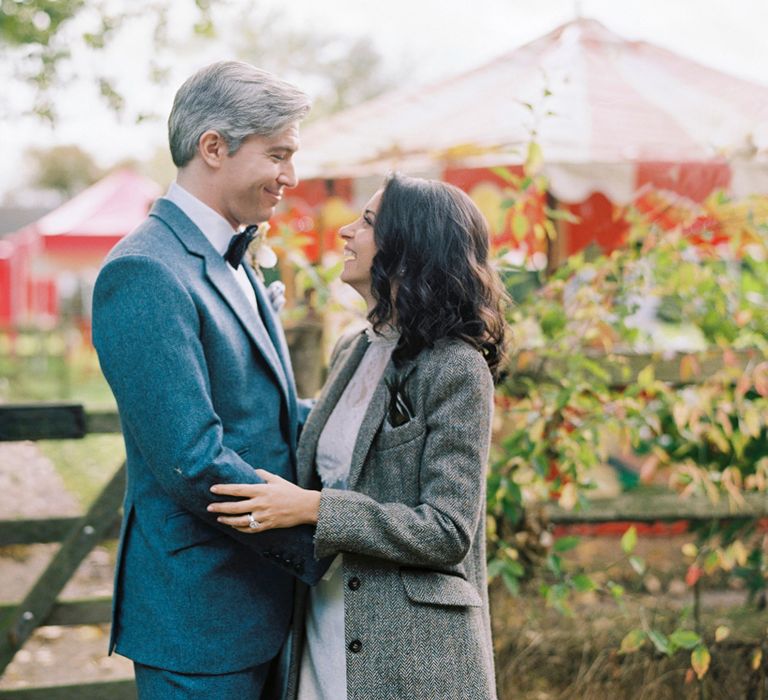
<box><xmin>2</xmin><ymin>0</ymin><xmax>767</xmax><ymax>202</ymax></box>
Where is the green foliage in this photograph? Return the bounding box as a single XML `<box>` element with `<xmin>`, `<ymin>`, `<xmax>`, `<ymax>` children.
<box><xmin>5</xmin><ymin>0</ymin><xmax>393</xmax><ymax>123</ymax></box>
<box><xmin>0</xmin><ymin>0</ymin><xmax>84</xmax><ymax>46</ymax></box>
<box><xmin>487</xmin><ymin>187</ymin><xmax>768</xmax><ymax>682</ymax></box>
<box><xmin>27</xmin><ymin>144</ymin><xmax>102</xmax><ymax>196</ymax></box>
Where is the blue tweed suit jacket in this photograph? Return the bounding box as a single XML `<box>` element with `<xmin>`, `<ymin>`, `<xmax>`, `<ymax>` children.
<box><xmin>92</xmin><ymin>198</ymin><xmax>326</xmax><ymax>675</ymax></box>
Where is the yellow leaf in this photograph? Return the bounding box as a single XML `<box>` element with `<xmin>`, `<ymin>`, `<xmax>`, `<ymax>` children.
<box><xmin>681</xmin><ymin>543</ymin><xmax>698</xmax><ymax>558</ymax></box>
<box><xmin>691</xmin><ymin>645</ymin><xmax>711</xmax><ymax>679</ymax></box>
<box><xmin>743</xmin><ymin>408</ymin><xmax>761</xmax><ymax>439</ymax></box>
<box><xmin>716</xmin><ymin>409</ymin><xmax>733</xmax><ymax>437</ymax></box>
<box><xmin>637</xmin><ymin>365</ymin><xmax>655</xmax><ymax>389</ymax></box>
<box><xmin>620</xmin><ymin>629</ymin><xmax>645</xmax><ymax>654</ymax></box>
<box><xmin>558</xmin><ymin>482</ymin><xmax>578</xmax><ymax>510</ymax></box>
<box><xmin>543</xmin><ymin>219</ymin><xmax>558</xmax><ymax>240</ymax></box>
<box><xmin>715</xmin><ymin>626</ymin><xmax>730</xmax><ymax>643</ymax></box>
<box><xmin>679</xmin><ymin>354</ymin><xmax>701</xmax><ymax>382</ymax></box>
<box><xmin>752</xmin><ymin>648</ymin><xmax>763</xmax><ymax>671</ymax></box>
<box><xmin>512</xmin><ymin>213</ymin><xmax>529</xmax><ymax>241</ymax></box>
<box><xmin>731</xmin><ymin>540</ymin><xmax>748</xmax><ymax>567</ymax></box>
<box><xmin>621</xmin><ymin>526</ymin><xmax>638</xmax><ymax>554</ymax></box>
<box><xmin>529</xmin><ymin>418</ymin><xmax>546</xmax><ymax>442</ymax></box>
<box><xmin>525</xmin><ymin>141</ymin><xmax>543</xmax><ymax>175</ymax></box>
<box><xmin>673</xmin><ymin>403</ymin><xmax>689</xmax><ymax>431</ymax></box>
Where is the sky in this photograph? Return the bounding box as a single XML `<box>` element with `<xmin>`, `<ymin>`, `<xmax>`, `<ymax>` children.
<box><xmin>2</xmin><ymin>0</ymin><xmax>768</xmax><ymax>203</ymax></box>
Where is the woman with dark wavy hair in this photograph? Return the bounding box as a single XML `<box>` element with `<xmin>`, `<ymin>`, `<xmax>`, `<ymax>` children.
<box><xmin>209</xmin><ymin>173</ymin><xmax>506</xmax><ymax>700</ymax></box>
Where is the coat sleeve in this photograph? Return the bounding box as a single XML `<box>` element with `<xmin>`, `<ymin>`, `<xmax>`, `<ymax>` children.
<box><xmin>92</xmin><ymin>254</ymin><xmax>328</xmax><ymax>583</ymax></box>
<box><xmin>313</xmin><ymin>349</ymin><xmax>493</xmax><ymax>567</ymax></box>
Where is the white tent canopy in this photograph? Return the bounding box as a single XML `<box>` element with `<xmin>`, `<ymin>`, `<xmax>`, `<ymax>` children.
<box><xmin>298</xmin><ymin>18</ymin><xmax>768</xmax><ymax>202</ymax></box>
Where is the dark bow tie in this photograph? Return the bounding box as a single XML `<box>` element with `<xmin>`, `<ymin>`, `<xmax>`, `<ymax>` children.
<box><xmin>224</xmin><ymin>225</ymin><xmax>259</xmax><ymax>268</ymax></box>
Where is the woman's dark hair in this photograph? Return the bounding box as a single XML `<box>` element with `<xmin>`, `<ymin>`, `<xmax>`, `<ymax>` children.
<box><xmin>369</xmin><ymin>174</ymin><xmax>508</xmax><ymax>379</ymax></box>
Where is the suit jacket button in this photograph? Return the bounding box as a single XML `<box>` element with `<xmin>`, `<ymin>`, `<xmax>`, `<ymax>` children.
<box><xmin>348</xmin><ymin>577</ymin><xmax>361</xmax><ymax>591</ymax></box>
<box><xmin>348</xmin><ymin>640</ymin><xmax>362</xmax><ymax>653</ymax></box>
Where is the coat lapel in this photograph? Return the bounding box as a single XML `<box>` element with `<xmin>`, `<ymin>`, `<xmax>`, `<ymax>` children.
<box><xmin>244</xmin><ymin>265</ymin><xmax>294</xmax><ymax>394</ymax></box>
<box><xmin>346</xmin><ymin>378</ymin><xmax>388</xmax><ymax>490</ymax></box>
<box><xmin>297</xmin><ymin>332</ymin><xmax>368</xmax><ymax>488</ymax></box>
<box><xmin>150</xmin><ymin>199</ymin><xmax>290</xmax><ymax>405</ymax></box>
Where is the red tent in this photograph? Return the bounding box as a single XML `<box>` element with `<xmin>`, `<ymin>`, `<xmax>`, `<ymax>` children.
<box><xmin>1</xmin><ymin>169</ymin><xmax>162</xmax><ymax>327</ymax></box>
<box><xmin>293</xmin><ymin>18</ymin><xmax>768</xmax><ymax>259</ymax></box>
<box><xmin>34</xmin><ymin>168</ymin><xmax>162</xmax><ymax>270</ymax></box>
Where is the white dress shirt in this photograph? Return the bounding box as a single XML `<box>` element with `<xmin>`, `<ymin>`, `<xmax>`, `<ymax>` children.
<box><xmin>165</xmin><ymin>182</ymin><xmax>259</xmax><ymax>313</ymax></box>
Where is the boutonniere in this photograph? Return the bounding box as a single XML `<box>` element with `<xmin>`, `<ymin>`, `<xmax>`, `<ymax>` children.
<box><xmin>384</xmin><ymin>366</ymin><xmax>416</xmax><ymax>427</ymax></box>
<box><xmin>247</xmin><ymin>222</ymin><xmax>278</xmax><ymax>281</ymax></box>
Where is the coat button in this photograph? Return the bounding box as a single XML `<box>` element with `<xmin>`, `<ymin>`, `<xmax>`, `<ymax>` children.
<box><xmin>348</xmin><ymin>577</ymin><xmax>361</xmax><ymax>591</ymax></box>
<box><xmin>348</xmin><ymin>640</ymin><xmax>362</xmax><ymax>653</ymax></box>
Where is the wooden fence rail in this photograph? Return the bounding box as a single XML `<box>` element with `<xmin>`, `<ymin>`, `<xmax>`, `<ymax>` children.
<box><xmin>0</xmin><ymin>404</ymin><xmax>132</xmax><ymax>700</ymax></box>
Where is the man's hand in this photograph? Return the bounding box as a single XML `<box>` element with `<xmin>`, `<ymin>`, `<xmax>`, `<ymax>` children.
<box><xmin>208</xmin><ymin>469</ymin><xmax>321</xmax><ymax>532</ymax></box>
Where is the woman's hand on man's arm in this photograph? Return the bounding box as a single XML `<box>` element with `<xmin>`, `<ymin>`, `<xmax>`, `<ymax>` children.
<box><xmin>208</xmin><ymin>470</ymin><xmax>321</xmax><ymax>533</ymax></box>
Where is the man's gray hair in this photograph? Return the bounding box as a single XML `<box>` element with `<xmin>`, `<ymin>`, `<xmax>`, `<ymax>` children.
<box><xmin>168</xmin><ymin>61</ymin><xmax>311</xmax><ymax>167</ymax></box>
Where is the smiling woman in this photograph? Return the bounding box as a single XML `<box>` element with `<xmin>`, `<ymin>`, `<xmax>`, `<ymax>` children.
<box><xmin>209</xmin><ymin>173</ymin><xmax>508</xmax><ymax>700</ymax></box>
<box><xmin>338</xmin><ymin>188</ymin><xmax>382</xmax><ymax>308</ymax></box>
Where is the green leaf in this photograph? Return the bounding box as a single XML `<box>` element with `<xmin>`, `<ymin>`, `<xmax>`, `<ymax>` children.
<box><xmin>609</xmin><ymin>581</ymin><xmax>625</xmax><ymax>601</ymax></box>
<box><xmin>487</xmin><ymin>559</ymin><xmax>505</xmax><ymax>580</ymax></box>
<box><xmin>546</xmin><ymin>554</ymin><xmax>564</xmax><ymax>578</ymax></box>
<box><xmin>648</xmin><ymin>629</ymin><xmax>672</xmax><ymax>656</ymax></box>
<box><xmin>553</xmin><ymin>535</ymin><xmax>580</xmax><ymax>552</ymax></box>
<box><xmin>669</xmin><ymin>629</ymin><xmax>701</xmax><ymax>650</ymax></box>
<box><xmin>544</xmin><ymin>206</ymin><xmax>581</xmax><ymax>224</ymax></box>
<box><xmin>572</xmin><ymin>574</ymin><xmax>596</xmax><ymax>592</ymax></box>
<box><xmin>620</xmin><ymin>629</ymin><xmax>645</xmax><ymax>654</ymax></box>
<box><xmin>501</xmin><ymin>570</ymin><xmax>520</xmax><ymax>596</ymax></box>
<box><xmin>490</xmin><ymin>167</ymin><xmax>521</xmax><ymax>186</ymax></box>
<box><xmin>621</xmin><ymin>526</ymin><xmax>638</xmax><ymax>554</ymax></box>
<box><xmin>512</xmin><ymin>213</ymin><xmax>528</xmax><ymax>241</ymax></box>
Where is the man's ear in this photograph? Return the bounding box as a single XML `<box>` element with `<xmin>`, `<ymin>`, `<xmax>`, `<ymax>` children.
<box><xmin>198</xmin><ymin>130</ymin><xmax>228</xmax><ymax>168</ymax></box>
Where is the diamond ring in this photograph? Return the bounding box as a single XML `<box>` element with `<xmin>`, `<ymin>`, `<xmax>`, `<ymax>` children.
<box><xmin>247</xmin><ymin>513</ymin><xmax>260</xmax><ymax>530</ymax></box>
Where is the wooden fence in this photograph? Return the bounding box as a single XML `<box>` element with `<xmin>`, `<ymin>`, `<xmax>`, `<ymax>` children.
<box><xmin>0</xmin><ymin>404</ymin><xmax>134</xmax><ymax>700</ymax></box>
<box><xmin>1</xmin><ymin>402</ymin><xmax>768</xmax><ymax>698</ymax></box>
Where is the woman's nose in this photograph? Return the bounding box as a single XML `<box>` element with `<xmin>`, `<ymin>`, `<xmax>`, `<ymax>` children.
<box><xmin>339</xmin><ymin>224</ymin><xmax>353</xmax><ymax>240</ymax></box>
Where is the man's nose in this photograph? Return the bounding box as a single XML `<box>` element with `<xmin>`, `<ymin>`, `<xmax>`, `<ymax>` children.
<box><xmin>278</xmin><ymin>161</ymin><xmax>298</xmax><ymax>188</ymax></box>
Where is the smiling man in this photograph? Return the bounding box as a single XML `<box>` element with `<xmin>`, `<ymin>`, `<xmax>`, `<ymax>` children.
<box><xmin>91</xmin><ymin>61</ymin><xmax>328</xmax><ymax>699</ymax></box>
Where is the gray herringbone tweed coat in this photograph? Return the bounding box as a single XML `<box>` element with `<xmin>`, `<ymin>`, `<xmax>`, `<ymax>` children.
<box><xmin>285</xmin><ymin>330</ymin><xmax>498</xmax><ymax>700</ymax></box>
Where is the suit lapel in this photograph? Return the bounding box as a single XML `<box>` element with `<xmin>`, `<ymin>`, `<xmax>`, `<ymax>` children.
<box><xmin>244</xmin><ymin>266</ymin><xmax>294</xmax><ymax>393</ymax></box>
<box><xmin>150</xmin><ymin>199</ymin><xmax>290</xmax><ymax>405</ymax></box>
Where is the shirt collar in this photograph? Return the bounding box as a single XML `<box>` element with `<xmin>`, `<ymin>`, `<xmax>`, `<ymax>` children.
<box><xmin>165</xmin><ymin>182</ymin><xmax>236</xmax><ymax>256</ymax></box>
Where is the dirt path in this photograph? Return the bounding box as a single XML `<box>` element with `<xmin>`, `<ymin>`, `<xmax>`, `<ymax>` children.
<box><xmin>0</xmin><ymin>442</ymin><xmax>133</xmax><ymax>690</ymax></box>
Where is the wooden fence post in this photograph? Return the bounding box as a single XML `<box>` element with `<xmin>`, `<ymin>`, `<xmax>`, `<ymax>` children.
<box><xmin>0</xmin><ymin>463</ymin><xmax>125</xmax><ymax>674</ymax></box>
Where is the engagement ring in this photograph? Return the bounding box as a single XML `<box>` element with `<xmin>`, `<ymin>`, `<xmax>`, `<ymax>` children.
<box><xmin>247</xmin><ymin>513</ymin><xmax>260</xmax><ymax>530</ymax></box>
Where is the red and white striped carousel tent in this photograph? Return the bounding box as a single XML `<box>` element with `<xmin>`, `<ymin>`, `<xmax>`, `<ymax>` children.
<box><xmin>295</xmin><ymin>17</ymin><xmax>768</xmax><ymax>256</ymax></box>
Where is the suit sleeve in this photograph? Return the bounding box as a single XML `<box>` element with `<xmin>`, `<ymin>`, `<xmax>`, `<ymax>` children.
<box><xmin>92</xmin><ymin>254</ymin><xmax>328</xmax><ymax>584</ymax></box>
<box><xmin>312</xmin><ymin>351</ymin><xmax>493</xmax><ymax>567</ymax></box>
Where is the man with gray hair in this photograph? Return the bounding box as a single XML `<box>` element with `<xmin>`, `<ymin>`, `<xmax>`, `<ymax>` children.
<box><xmin>92</xmin><ymin>61</ymin><xmax>328</xmax><ymax>699</ymax></box>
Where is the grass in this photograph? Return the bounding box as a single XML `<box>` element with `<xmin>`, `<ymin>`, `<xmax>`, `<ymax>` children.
<box><xmin>38</xmin><ymin>435</ymin><xmax>125</xmax><ymax>508</ymax></box>
<box><xmin>491</xmin><ymin>582</ymin><xmax>768</xmax><ymax>700</ymax></box>
<box><xmin>2</xmin><ymin>333</ymin><xmax>121</xmax><ymax>506</ymax></box>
